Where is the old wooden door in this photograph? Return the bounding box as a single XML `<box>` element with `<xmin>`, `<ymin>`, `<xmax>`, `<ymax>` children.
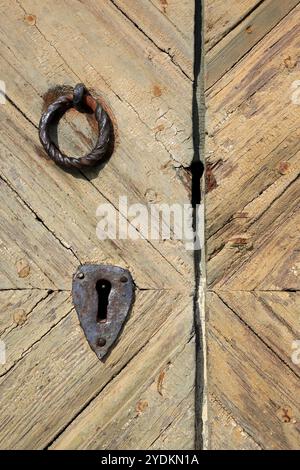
<box><xmin>4</xmin><ymin>0</ymin><xmax>299</xmax><ymax>452</ymax></box>
<box><xmin>205</xmin><ymin>0</ymin><xmax>300</xmax><ymax>450</ymax></box>
<box><xmin>0</xmin><ymin>0</ymin><xmax>199</xmax><ymax>449</ymax></box>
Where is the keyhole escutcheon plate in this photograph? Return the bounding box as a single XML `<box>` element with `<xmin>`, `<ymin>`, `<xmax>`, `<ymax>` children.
<box><xmin>72</xmin><ymin>264</ymin><xmax>134</xmax><ymax>360</ymax></box>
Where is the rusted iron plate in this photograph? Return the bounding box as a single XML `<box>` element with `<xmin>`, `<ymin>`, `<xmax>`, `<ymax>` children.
<box><xmin>72</xmin><ymin>264</ymin><xmax>134</xmax><ymax>360</ymax></box>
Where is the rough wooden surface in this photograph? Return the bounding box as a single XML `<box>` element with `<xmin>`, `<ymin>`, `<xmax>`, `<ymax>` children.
<box><xmin>51</xmin><ymin>304</ymin><xmax>194</xmax><ymax>450</ymax></box>
<box><xmin>207</xmin><ymin>292</ymin><xmax>300</xmax><ymax>450</ymax></box>
<box><xmin>0</xmin><ymin>0</ymin><xmax>196</xmax><ymax>449</ymax></box>
<box><xmin>205</xmin><ymin>0</ymin><xmax>261</xmax><ymax>51</ymax></box>
<box><xmin>206</xmin><ymin>0</ymin><xmax>300</xmax><ymax>88</ymax></box>
<box><xmin>2</xmin><ymin>0</ymin><xmax>298</xmax><ymax>451</ymax></box>
<box><xmin>206</xmin><ymin>0</ymin><xmax>300</xmax><ymax>450</ymax></box>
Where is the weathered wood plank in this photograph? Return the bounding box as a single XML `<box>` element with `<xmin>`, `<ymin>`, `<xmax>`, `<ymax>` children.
<box><xmin>51</xmin><ymin>319</ymin><xmax>194</xmax><ymax>450</ymax></box>
<box><xmin>206</xmin><ymin>1</ymin><xmax>300</xmax><ymax>450</ymax></box>
<box><xmin>0</xmin><ymin>0</ymin><xmax>194</xmax><ymax>288</ymax></box>
<box><xmin>1</xmin><ymin>0</ymin><xmax>193</xmax><ymax>167</ymax></box>
<box><xmin>149</xmin><ymin>390</ymin><xmax>195</xmax><ymax>450</ymax></box>
<box><xmin>206</xmin><ymin>0</ymin><xmax>300</xmax><ymax>89</ymax></box>
<box><xmin>205</xmin><ymin>0</ymin><xmax>261</xmax><ymax>52</ymax></box>
<box><xmin>0</xmin><ymin>291</ymin><xmax>72</xmax><ymax>376</ymax></box>
<box><xmin>0</xmin><ymin>177</ymin><xmax>78</xmax><ymax>290</ymax></box>
<box><xmin>207</xmin><ymin>292</ymin><xmax>300</xmax><ymax>450</ymax></box>
<box><xmin>206</xmin><ymin>4</ymin><xmax>300</xmax><ymax>290</ymax></box>
<box><xmin>0</xmin><ymin>0</ymin><xmax>197</xmax><ymax>450</ymax></box>
<box><xmin>0</xmin><ymin>100</ymin><xmax>190</xmax><ymax>290</ymax></box>
<box><xmin>206</xmin><ymin>6</ymin><xmax>300</xmax><ymax>228</ymax></box>
<box><xmin>208</xmin><ymin>394</ymin><xmax>261</xmax><ymax>450</ymax></box>
<box><xmin>0</xmin><ymin>290</ymin><xmax>191</xmax><ymax>449</ymax></box>
<box><xmin>218</xmin><ymin>291</ymin><xmax>300</xmax><ymax>376</ymax></box>
<box><xmin>110</xmin><ymin>0</ymin><xmax>194</xmax><ymax>79</ymax></box>
<box><xmin>208</xmin><ymin>177</ymin><xmax>300</xmax><ymax>290</ymax></box>
<box><xmin>0</xmin><ymin>290</ymin><xmax>47</xmax><ymax>335</ymax></box>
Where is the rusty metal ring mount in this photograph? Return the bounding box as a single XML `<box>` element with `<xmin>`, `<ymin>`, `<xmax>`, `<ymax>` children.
<box><xmin>38</xmin><ymin>83</ymin><xmax>113</xmax><ymax>170</ymax></box>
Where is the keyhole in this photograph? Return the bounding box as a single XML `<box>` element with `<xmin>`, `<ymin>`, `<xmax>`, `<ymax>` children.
<box><xmin>96</xmin><ymin>279</ymin><xmax>111</xmax><ymax>323</ymax></box>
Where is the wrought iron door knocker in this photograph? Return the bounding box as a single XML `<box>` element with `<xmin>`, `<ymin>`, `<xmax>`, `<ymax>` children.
<box><xmin>39</xmin><ymin>83</ymin><xmax>113</xmax><ymax>170</ymax></box>
<box><xmin>38</xmin><ymin>84</ymin><xmax>133</xmax><ymax>361</ymax></box>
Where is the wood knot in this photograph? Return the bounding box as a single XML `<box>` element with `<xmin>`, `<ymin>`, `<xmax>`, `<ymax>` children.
<box><xmin>136</xmin><ymin>400</ymin><xmax>149</xmax><ymax>416</ymax></box>
<box><xmin>152</xmin><ymin>85</ymin><xmax>163</xmax><ymax>97</ymax></box>
<box><xmin>276</xmin><ymin>406</ymin><xmax>293</xmax><ymax>423</ymax></box>
<box><xmin>16</xmin><ymin>259</ymin><xmax>30</xmax><ymax>278</ymax></box>
<box><xmin>24</xmin><ymin>14</ymin><xmax>36</xmax><ymax>26</ymax></box>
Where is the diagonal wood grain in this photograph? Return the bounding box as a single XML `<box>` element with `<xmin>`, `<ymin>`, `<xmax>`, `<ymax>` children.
<box><xmin>0</xmin><ymin>0</ymin><xmax>195</xmax><ymax>289</ymax></box>
<box><xmin>1</xmin><ymin>0</ymin><xmax>193</xmax><ymax>167</ymax></box>
<box><xmin>218</xmin><ymin>291</ymin><xmax>300</xmax><ymax>377</ymax></box>
<box><xmin>109</xmin><ymin>0</ymin><xmax>194</xmax><ymax>79</ymax></box>
<box><xmin>0</xmin><ymin>100</ymin><xmax>190</xmax><ymax>290</ymax></box>
<box><xmin>208</xmin><ymin>177</ymin><xmax>299</xmax><ymax>290</ymax></box>
<box><xmin>205</xmin><ymin>0</ymin><xmax>261</xmax><ymax>52</ymax></box>
<box><xmin>0</xmin><ymin>290</ymin><xmax>192</xmax><ymax>449</ymax></box>
<box><xmin>208</xmin><ymin>394</ymin><xmax>261</xmax><ymax>450</ymax></box>
<box><xmin>0</xmin><ymin>289</ymin><xmax>48</xmax><ymax>335</ymax></box>
<box><xmin>51</xmin><ymin>308</ymin><xmax>194</xmax><ymax>450</ymax></box>
<box><xmin>206</xmin><ymin>4</ymin><xmax>300</xmax><ymax>291</ymax></box>
<box><xmin>0</xmin><ymin>177</ymin><xmax>78</xmax><ymax>290</ymax></box>
<box><xmin>0</xmin><ymin>0</ymin><xmax>197</xmax><ymax>450</ymax></box>
<box><xmin>206</xmin><ymin>0</ymin><xmax>300</xmax><ymax>89</ymax></box>
<box><xmin>206</xmin><ymin>0</ymin><xmax>300</xmax><ymax>451</ymax></box>
<box><xmin>207</xmin><ymin>292</ymin><xmax>300</xmax><ymax>450</ymax></box>
<box><xmin>0</xmin><ymin>291</ymin><xmax>72</xmax><ymax>376</ymax></box>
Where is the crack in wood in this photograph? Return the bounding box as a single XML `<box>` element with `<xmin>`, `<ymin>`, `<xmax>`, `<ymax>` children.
<box><xmin>109</xmin><ymin>0</ymin><xmax>192</xmax><ymax>81</ymax></box>
<box><xmin>215</xmin><ymin>292</ymin><xmax>300</xmax><ymax>380</ymax></box>
<box><xmin>46</xmin><ymin>296</ymin><xmax>192</xmax><ymax>449</ymax></box>
<box><xmin>0</xmin><ymin>303</ymin><xmax>74</xmax><ymax>379</ymax></box>
<box><xmin>0</xmin><ymin>174</ymin><xmax>82</xmax><ymax>266</ymax></box>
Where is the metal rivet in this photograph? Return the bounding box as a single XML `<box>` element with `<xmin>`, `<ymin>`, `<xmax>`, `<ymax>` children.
<box><xmin>97</xmin><ymin>338</ymin><xmax>106</xmax><ymax>347</ymax></box>
<box><xmin>77</xmin><ymin>272</ymin><xmax>84</xmax><ymax>279</ymax></box>
<box><xmin>120</xmin><ymin>276</ymin><xmax>128</xmax><ymax>283</ymax></box>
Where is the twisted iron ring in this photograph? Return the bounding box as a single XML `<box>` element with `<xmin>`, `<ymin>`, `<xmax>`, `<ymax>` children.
<box><xmin>39</xmin><ymin>84</ymin><xmax>113</xmax><ymax>170</ymax></box>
